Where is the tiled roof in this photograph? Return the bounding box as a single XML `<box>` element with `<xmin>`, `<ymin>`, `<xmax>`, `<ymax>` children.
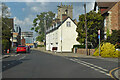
<box><xmin>96</xmin><ymin>2</ymin><xmax>117</xmax><ymax>14</ymax></box>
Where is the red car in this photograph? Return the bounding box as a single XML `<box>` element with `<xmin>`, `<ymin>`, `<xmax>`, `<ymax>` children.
<box><xmin>16</xmin><ymin>45</ymin><xmax>26</xmax><ymax>53</ymax></box>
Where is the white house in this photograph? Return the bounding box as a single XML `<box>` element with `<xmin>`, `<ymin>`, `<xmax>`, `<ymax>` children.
<box><xmin>46</xmin><ymin>17</ymin><xmax>79</xmax><ymax>52</ymax></box>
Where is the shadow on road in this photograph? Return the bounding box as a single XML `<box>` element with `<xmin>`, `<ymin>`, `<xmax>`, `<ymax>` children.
<box><xmin>2</xmin><ymin>59</ymin><xmax>30</xmax><ymax>72</ymax></box>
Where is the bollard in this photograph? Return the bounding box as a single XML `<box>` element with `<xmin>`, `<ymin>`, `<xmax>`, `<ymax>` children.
<box><xmin>7</xmin><ymin>49</ymin><xmax>9</xmax><ymax>53</ymax></box>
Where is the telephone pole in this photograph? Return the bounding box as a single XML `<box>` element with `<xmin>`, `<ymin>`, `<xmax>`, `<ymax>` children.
<box><xmin>61</xmin><ymin>11</ymin><xmax>62</xmax><ymax>54</ymax></box>
<box><xmin>44</xmin><ymin>19</ymin><xmax>46</xmax><ymax>46</ymax></box>
<box><xmin>84</xmin><ymin>4</ymin><xmax>88</xmax><ymax>55</ymax></box>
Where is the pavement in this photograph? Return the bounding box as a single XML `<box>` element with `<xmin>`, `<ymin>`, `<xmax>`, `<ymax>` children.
<box><xmin>114</xmin><ymin>69</ymin><xmax>119</xmax><ymax>79</ymax></box>
<box><xmin>32</xmin><ymin>47</ymin><xmax>120</xmax><ymax>79</ymax></box>
<box><xmin>32</xmin><ymin>47</ymin><xmax>119</xmax><ymax>62</ymax></box>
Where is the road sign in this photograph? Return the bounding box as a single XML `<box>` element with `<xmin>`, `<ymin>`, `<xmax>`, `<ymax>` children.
<box><xmin>98</xmin><ymin>30</ymin><xmax>100</xmax><ymax>35</ymax></box>
<box><xmin>98</xmin><ymin>35</ymin><xmax>100</xmax><ymax>39</ymax></box>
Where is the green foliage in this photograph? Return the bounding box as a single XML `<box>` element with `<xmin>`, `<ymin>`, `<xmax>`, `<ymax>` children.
<box><xmin>73</xmin><ymin>45</ymin><xmax>85</xmax><ymax>48</ymax></box>
<box><xmin>36</xmin><ymin>34</ymin><xmax>44</xmax><ymax>42</ymax></box>
<box><xmin>2</xmin><ymin>39</ymin><xmax>9</xmax><ymax>50</ymax></box>
<box><xmin>31</xmin><ymin>11</ymin><xmax>55</xmax><ymax>42</ymax></box>
<box><xmin>76</xmin><ymin>10</ymin><xmax>104</xmax><ymax>48</ymax></box>
<box><xmin>106</xmin><ymin>30</ymin><xmax>120</xmax><ymax>48</ymax></box>
<box><xmin>37</xmin><ymin>45</ymin><xmax>44</xmax><ymax>47</ymax></box>
<box><xmin>106</xmin><ymin>28</ymin><xmax>111</xmax><ymax>37</ymax></box>
<box><xmin>2</xmin><ymin>3</ymin><xmax>12</xmax><ymax>52</ymax></box>
<box><xmin>73</xmin><ymin>44</ymin><xmax>92</xmax><ymax>49</ymax></box>
<box><xmin>2</xmin><ymin>3</ymin><xmax>11</xmax><ymax>18</ymax></box>
<box><xmin>93</xmin><ymin>43</ymin><xmax>119</xmax><ymax>57</ymax></box>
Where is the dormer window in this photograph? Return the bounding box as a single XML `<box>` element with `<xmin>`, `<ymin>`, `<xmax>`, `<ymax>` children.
<box><xmin>66</xmin><ymin>21</ymin><xmax>71</xmax><ymax>27</ymax></box>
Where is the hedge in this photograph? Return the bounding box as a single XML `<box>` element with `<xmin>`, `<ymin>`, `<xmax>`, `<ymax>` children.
<box><xmin>73</xmin><ymin>45</ymin><xmax>93</xmax><ymax>49</ymax></box>
<box><xmin>37</xmin><ymin>45</ymin><xmax>44</xmax><ymax>47</ymax></box>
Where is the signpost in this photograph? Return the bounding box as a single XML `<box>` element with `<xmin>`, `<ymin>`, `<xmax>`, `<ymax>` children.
<box><xmin>98</xmin><ymin>30</ymin><xmax>100</xmax><ymax>56</ymax></box>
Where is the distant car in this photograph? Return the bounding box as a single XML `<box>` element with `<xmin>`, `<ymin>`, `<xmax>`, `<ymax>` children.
<box><xmin>16</xmin><ymin>45</ymin><xmax>26</xmax><ymax>53</ymax></box>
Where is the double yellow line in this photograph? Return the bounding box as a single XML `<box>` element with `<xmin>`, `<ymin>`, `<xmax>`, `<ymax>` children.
<box><xmin>109</xmin><ymin>67</ymin><xmax>120</xmax><ymax>80</ymax></box>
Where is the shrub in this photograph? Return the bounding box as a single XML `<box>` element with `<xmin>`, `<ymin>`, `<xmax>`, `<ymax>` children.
<box><xmin>73</xmin><ymin>44</ymin><xmax>92</xmax><ymax>49</ymax></box>
<box><xmin>93</xmin><ymin>42</ymin><xmax>119</xmax><ymax>57</ymax></box>
<box><xmin>37</xmin><ymin>45</ymin><xmax>44</xmax><ymax>47</ymax></box>
<box><xmin>93</xmin><ymin>44</ymin><xmax>102</xmax><ymax>56</ymax></box>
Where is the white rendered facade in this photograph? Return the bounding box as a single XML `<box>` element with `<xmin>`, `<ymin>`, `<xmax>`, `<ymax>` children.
<box><xmin>46</xmin><ymin>17</ymin><xmax>79</xmax><ymax>52</ymax></box>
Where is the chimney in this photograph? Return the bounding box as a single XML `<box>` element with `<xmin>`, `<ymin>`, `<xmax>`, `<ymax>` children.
<box><xmin>62</xmin><ymin>14</ymin><xmax>67</xmax><ymax>21</ymax></box>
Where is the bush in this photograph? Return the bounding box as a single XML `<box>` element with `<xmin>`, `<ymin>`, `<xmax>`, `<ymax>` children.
<box><xmin>73</xmin><ymin>44</ymin><xmax>92</xmax><ymax>49</ymax></box>
<box><xmin>73</xmin><ymin>45</ymin><xmax>85</xmax><ymax>48</ymax></box>
<box><xmin>37</xmin><ymin>45</ymin><xmax>44</xmax><ymax>47</ymax></box>
<box><xmin>93</xmin><ymin>42</ymin><xmax>119</xmax><ymax>57</ymax></box>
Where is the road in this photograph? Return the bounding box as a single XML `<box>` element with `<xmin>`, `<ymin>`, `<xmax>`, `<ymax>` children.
<box><xmin>2</xmin><ymin>50</ymin><xmax>118</xmax><ymax>79</ymax></box>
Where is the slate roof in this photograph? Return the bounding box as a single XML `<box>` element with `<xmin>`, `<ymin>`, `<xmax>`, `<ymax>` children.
<box><xmin>46</xmin><ymin>17</ymin><xmax>77</xmax><ymax>34</ymax></box>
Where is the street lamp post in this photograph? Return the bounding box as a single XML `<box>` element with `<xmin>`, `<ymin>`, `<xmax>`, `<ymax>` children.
<box><xmin>84</xmin><ymin>4</ymin><xmax>88</xmax><ymax>55</ymax></box>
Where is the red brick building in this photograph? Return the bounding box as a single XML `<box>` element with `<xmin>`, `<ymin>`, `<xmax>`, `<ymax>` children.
<box><xmin>94</xmin><ymin>1</ymin><xmax>120</xmax><ymax>39</ymax></box>
<box><xmin>21</xmin><ymin>37</ymin><xmax>25</xmax><ymax>45</ymax></box>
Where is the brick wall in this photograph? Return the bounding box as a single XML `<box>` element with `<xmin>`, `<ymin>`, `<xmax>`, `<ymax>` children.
<box><xmin>21</xmin><ymin>38</ymin><xmax>25</xmax><ymax>45</ymax></box>
<box><xmin>104</xmin><ymin>2</ymin><xmax>120</xmax><ymax>34</ymax></box>
<box><xmin>75</xmin><ymin>48</ymin><xmax>95</xmax><ymax>55</ymax></box>
<box><xmin>106</xmin><ymin>1</ymin><xmax>120</xmax><ymax>34</ymax></box>
<box><xmin>118</xmin><ymin>2</ymin><xmax>120</xmax><ymax>30</ymax></box>
<box><xmin>110</xmin><ymin>2</ymin><xmax>119</xmax><ymax>31</ymax></box>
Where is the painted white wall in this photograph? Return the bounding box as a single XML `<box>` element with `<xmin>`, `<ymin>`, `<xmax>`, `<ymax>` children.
<box><xmin>46</xmin><ymin>17</ymin><xmax>79</xmax><ymax>52</ymax></box>
<box><xmin>58</xmin><ymin>18</ymin><xmax>79</xmax><ymax>52</ymax></box>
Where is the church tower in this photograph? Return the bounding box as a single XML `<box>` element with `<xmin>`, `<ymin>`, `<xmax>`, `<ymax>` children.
<box><xmin>57</xmin><ymin>3</ymin><xmax>73</xmax><ymax>21</ymax></box>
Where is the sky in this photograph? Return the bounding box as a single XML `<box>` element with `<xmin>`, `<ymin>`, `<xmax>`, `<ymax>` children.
<box><xmin>4</xmin><ymin>2</ymin><xmax>95</xmax><ymax>39</ymax></box>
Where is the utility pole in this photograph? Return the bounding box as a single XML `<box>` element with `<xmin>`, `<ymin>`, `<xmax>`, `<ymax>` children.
<box><xmin>84</xmin><ymin>4</ymin><xmax>88</xmax><ymax>55</ymax></box>
<box><xmin>44</xmin><ymin>19</ymin><xmax>46</xmax><ymax>46</ymax></box>
<box><xmin>61</xmin><ymin>7</ymin><xmax>62</xmax><ymax>54</ymax></box>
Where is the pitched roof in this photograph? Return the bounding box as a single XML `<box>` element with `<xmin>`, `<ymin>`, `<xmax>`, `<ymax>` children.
<box><xmin>46</xmin><ymin>17</ymin><xmax>77</xmax><ymax>34</ymax></box>
<box><xmin>96</xmin><ymin>2</ymin><xmax>117</xmax><ymax>14</ymax></box>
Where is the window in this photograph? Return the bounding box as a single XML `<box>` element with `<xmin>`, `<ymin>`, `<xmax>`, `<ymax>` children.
<box><xmin>66</xmin><ymin>21</ymin><xmax>71</xmax><ymax>27</ymax></box>
<box><xmin>56</xmin><ymin>42</ymin><xmax>58</xmax><ymax>45</ymax></box>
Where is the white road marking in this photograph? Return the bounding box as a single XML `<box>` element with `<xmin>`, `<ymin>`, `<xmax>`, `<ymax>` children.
<box><xmin>19</xmin><ymin>56</ymin><xmax>26</xmax><ymax>60</ymax></box>
<box><xmin>67</xmin><ymin>58</ymin><xmax>110</xmax><ymax>76</ymax></box>
<box><xmin>78</xmin><ymin>60</ymin><xmax>108</xmax><ymax>72</ymax></box>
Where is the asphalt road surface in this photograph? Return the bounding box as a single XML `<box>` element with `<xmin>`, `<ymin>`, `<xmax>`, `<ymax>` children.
<box><xmin>2</xmin><ymin>50</ymin><xmax>118</xmax><ymax>79</ymax></box>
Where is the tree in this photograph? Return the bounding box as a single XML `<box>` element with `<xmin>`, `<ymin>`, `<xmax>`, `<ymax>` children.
<box><xmin>31</xmin><ymin>11</ymin><xmax>55</xmax><ymax>42</ymax></box>
<box><xmin>2</xmin><ymin>3</ymin><xmax>11</xmax><ymax>18</ymax></box>
<box><xmin>106</xmin><ymin>30</ymin><xmax>120</xmax><ymax>48</ymax></box>
<box><xmin>76</xmin><ymin>11</ymin><xmax>104</xmax><ymax>48</ymax></box>
<box><xmin>2</xmin><ymin>3</ymin><xmax>12</xmax><ymax>52</ymax></box>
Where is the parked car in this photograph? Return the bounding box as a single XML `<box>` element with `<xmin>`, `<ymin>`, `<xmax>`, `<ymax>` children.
<box><xmin>16</xmin><ymin>45</ymin><xmax>26</xmax><ymax>54</ymax></box>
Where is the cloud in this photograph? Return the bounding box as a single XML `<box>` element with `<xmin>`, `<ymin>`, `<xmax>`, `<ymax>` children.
<box><xmin>22</xmin><ymin>8</ymin><xmax>25</xmax><ymax>11</ymax></box>
<box><xmin>31</xmin><ymin>6</ymin><xmax>41</xmax><ymax>12</ymax></box>
<box><xmin>14</xmin><ymin>15</ymin><xmax>35</xmax><ymax>32</ymax></box>
<box><xmin>26</xmin><ymin>2</ymin><xmax>50</xmax><ymax>13</ymax></box>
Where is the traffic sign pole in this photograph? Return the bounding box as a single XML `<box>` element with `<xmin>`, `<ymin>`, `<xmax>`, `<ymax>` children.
<box><xmin>98</xmin><ymin>30</ymin><xmax>100</xmax><ymax>56</ymax></box>
<box><xmin>99</xmin><ymin>35</ymin><xmax>100</xmax><ymax>56</ymax></box>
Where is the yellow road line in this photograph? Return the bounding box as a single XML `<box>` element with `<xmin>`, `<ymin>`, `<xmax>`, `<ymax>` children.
<box><xmin>109</xmin><ymin>67</ymin><xmax>120</xmax><ymax>80</ymax></box>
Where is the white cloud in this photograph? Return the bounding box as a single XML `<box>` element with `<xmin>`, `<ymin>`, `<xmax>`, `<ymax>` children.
<box><xmin>31</xmin><ymin>6</ymin><xmax>41</xmax><ymax>12</ymax></box>
<box><xmin>22</xmin><ymin>8</ymin><xmax>25</xmax><ymax>11</ymax></box>
<box><xmin>14</xmin><ymin>15</ymin><xmax>35</xmax><ymax>32</ymax></box>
